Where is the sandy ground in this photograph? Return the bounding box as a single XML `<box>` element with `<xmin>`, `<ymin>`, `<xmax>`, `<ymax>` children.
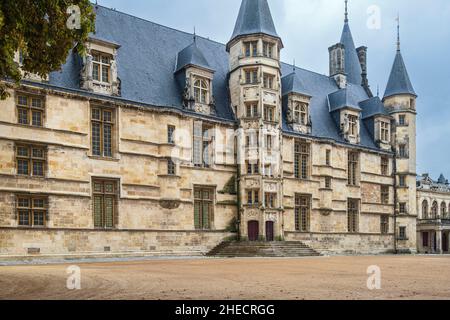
<box><xmin>0</xmin><ymin>255</ymin><xmax>449</xmax><ymax>300</ymax></box>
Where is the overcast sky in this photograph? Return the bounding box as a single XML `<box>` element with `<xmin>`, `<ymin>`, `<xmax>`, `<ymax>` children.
<box><xmin>97</xmin><ymin>0</ymin><xmax>450</xmax><ymax>180</ymax></box>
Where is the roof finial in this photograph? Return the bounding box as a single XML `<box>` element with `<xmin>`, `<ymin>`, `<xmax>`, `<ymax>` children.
<box><xmin>377</xmin><ymin>84</ymin><xmax>380</xmax><ymax>97</ymax></box>
<box><xmin>193</xmin><ymin>26</ymin><xmax>197</xmax><ymax>43</ymax></box>
<box><xmin>293</xmin><ymin>58</ymin><xmax>296</xmax><ymax>72</ymax></box>
<box><xmin>344</xmin><ymin>0</ymin><xmax>349</xmax><ymax>23</ymax></box>
<box><xmin>396</xmin><ymin>14</ymin><xmax>400</xmax><ymax>52</ymax></box>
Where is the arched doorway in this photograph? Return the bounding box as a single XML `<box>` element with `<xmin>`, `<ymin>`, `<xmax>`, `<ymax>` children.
<box><xmin>248</xmin><ymin>221</ymin><xmax>259</xmax><ymax>241</ymax></box>
<box><xmin>266</xmin><ymin>221</ymin><xmax>274</xmax><ymax>242</ymax></box>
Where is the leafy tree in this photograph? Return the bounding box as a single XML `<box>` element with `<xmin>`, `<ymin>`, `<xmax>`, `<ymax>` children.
<box><xmin>0</xmin><ymin>0</ymin><xmax>95</xmax><ymax>99</ymax></box>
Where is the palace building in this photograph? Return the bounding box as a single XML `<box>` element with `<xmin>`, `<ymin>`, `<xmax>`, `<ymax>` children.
<box><xmin>0</xmin><ymin>0</ymin><xmax>441</xmax><ymax>257</ymax></box>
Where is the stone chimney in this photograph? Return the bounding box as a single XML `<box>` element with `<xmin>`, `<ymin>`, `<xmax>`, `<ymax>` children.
<box><xmin>357</xmin><ymin>46</ymin><xmax>372</xmax><ymax>96</ymax></box>
<box><xmin>329</xmin><ymin>43</ymin><xmax>347</xmax><ymax>89</ymax></box>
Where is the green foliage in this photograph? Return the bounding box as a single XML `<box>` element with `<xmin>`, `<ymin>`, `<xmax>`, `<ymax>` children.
<box><xmin>219</xmin><ymin>175</ymin><xmax>237</xmax><ymax>195</ymax></box>
<box><xmin>0</xmin><ymin>0</ymin><xmax>96</xmax><ymax>99</ymax></box>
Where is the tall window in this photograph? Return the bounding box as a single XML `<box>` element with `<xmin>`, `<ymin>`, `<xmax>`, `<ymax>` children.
<box><xmin>326</xmin><ymin>150</ymin><xmax>331</xmax><ymax>166</ymax></box>
<box><xmin>194</xmin><ymin>187</ymin><xmax>214</xmax><ymax>230</ymax></box>
<box><xmin>92</xmin><ymin>179</ymin><xmax>118</xmax><ymax>229</ymax></box>
<box><xmin>245</xmin><ymin>102</ymin><xmax>258</xmax><ymax>118</ymax></box>
<box><xmin>348</xmin><ymin>115</ymin><xmax>358</xmax><ymax>136</ymax></box>
<box><xmin>16</xmin><ymin>195</ymin><xmax>47</xmax><ymax>227</ymax></box>
<box><xmin>167</xmin><ymin>159</ymin><xmax>176</xmax><ymax>175</ymax></box>
<box><xmin>293</xmin><ymin>102</ymin><xmax>308</xmax><ymax>125</ymax></box>
<box><xmin>16</xmin><ymin>144</ymin><xmax>46</xmax><ymax>177</ymax></box>
<box><xmin>348</xmin><ymin>152</ymin><xmax>359</xmax><ymax>186</ymax></box>
<box><xmin>263</xmin><ymin>41</ymin><xmax>274</xmax><ymax>58</ymax></box>
<box><xmin>92</xmin><ymin>53</ymin><xmax>111</xmax><ymax>83</ymax></box>
<box><xmin>380</xmin><ymin>215</ymin><xmax>389</xmax><ymax>234</ymax></box>
<box><xmin>399</xmin><ymin>175</ymin><xmax>406</xmax><ymax>187</ymax></box>
<box><xmin>263</xmin><ymin>73</ymin><xmax>275</xmax><ymax>89</ymax></box>
<box><xmin>381</xmin><ymin>185</ymin><xmax>389</xmax><ymax>204</ymax></box>
<box><xmin>247</xmin><ymin>190</ymin><xmax>259</xmax><ymax>205</ymax></box>
<box><xmin>194</xmin><ymin>79</ymin><xmax>208</xmax><ymax>104</ymax></box>
<box><xmin>399</xmin><ymin>226</ymin><xmax>407</xmax><ymax>240</ymax></box>
<box><xmin>348</xmin><ymin>199</ymin><xmax>359</xmax><ymax>233</ymax></box>
<box><xmin>265</xmin><ymin>193</ymin><xmax>276</xmax><ymax>209</ymax></box>
<box><xmin>265</xmin><ymin>135</ymin><xmax>273</xmax><ymax>151</ymax></box>
<box><xmin>398</xmin><ymin>114</ymin><xmax>406</xmax><ymax>126</ymax></box>
<box><xmin>246</xmin><ymin>161</ymin><xmax>259</xmax><ymax>175</ymax></box>
<box><xmin>381</xmin><ymin>157</ymin><xmax>389</xmax><ymax>176</ymax></box>
<box><xmin>245</xmin><ymin>69</ymin><xmax>258</xmax><ymax>84</ymax></box>
<box><xmin>16</xmin><ymin>94</ymin><xmax>44</xmax><ymax>127</ymax></box>
<box><xmin>193</xmin><ymin>121</ymin><xmax>213</xmax><ymax>168</ymax></box>
<box><xmin>91</xmin><ymin>107</ymin><xmax>114</xmax><ymax>158</ymax></box>
<box><xmin>294</xmin><ymin>141</ymin><xmax>310</xmax><ymax>180</ymax></box>
<box><xmin>399</xmin><ymin>202</ymin><xmax>407</xmax><ymax>214</ymax></box>
<box><xmin>244</xmin><ymin>41</ymin><xmax>258</xmax><ymax>57</ymax></box>
<box><xmin>441</xmin><ymin>202</ymin><xmax>447</xmax><ymax>218</ymax></box>
<box><xmin>422</xmin><ymin>200</ymin><xmax>429</xmax><ymax>219</ymax></box>
<box><xmin>168</xmin><ymin>125</ymin><xmax>175</xmax><ymax>144</ymax></box>
<box><xmin>398</xmin><ymin>144</ymin><xmax>408</xmax><ymax>158</ymax></box>
<box><xmin>380</xmin><ymin>121</ymin><xmax>390</xmax><ymax>142</ymax></box>
<box><xmin>431</xmin><ymin>201</ymin><xmax>438</xmax><ymax>219</ymax></box>
<box><xmin>325</xmin><ymin>176</ymin><xmax>332</xmax><ymax>189</ymax></box>
<box><xmin>295</xmin><ymin>194</ymin><xmax>310</xmax><ymax>232</ymax></box>
<box><xmin>263</xmin><ymin>105</ymin><xmax>275</xmax><ymax>122</ymax></box>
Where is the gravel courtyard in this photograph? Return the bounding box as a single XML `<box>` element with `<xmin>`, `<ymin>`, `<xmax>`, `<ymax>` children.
<box><xmin>0</xmin><ymin>255</ymin><xmax>449</xmax><ymax>300</ymax></box>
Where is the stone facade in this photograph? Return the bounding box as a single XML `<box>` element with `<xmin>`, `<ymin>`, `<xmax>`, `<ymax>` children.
<box><xmin>0</xmin><ymin>1</ymin><xmax>435</xmax><ymax>258</ymax></box>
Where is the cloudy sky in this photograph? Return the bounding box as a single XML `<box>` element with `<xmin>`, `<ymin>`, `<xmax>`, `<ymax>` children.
<box><xmin>97</xmin><ymin>0</ymin><xmax>450</xmax><ymax>180</ymax></box>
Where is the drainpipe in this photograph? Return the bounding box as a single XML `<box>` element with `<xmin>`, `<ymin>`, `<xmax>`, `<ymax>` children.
<box><xmin>236</xmin><ymin>162</ymin><xmax>241</xmax><ymax>242</ymax></box>
<box><xmin>392</xmin><ymin>121</ymin><xmax>398</xmax><ymax>254</ymax></box>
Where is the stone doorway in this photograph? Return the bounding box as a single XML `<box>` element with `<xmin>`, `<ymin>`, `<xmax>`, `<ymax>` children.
<box><xmin>248</xmin><ymin>221</ymin><xmax>259</xmax><ymax>241</ymax></box>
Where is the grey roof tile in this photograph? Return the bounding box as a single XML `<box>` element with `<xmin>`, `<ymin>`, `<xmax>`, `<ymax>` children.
<box><xmin>384</xmin><ymin>50</ymin><xmax>416</xmax><ymax>98</ymax></box>
<box><xmin>340</xmin><ymin>22</ymin><xmax>362</xmax><ymax>85</ymax></box>
<box><xmin>328</xmin><ymin>87</ymin><xmax>362</xmax><ymax>112</ymax></box>
<box><xmin>229</xmin><ymin>0</ymin><xmax>279</xmax><ymax>43</ymax></box>
<box><xmin>281</xmin><ymin>71</ymin><xmax>311</xmax><ymax>97</ymax></box>
<box><xmin>359</xmin><ymin>96</ymin><xmax>389</xmax><ymax>119</ymax></box>
<box><xmin>175</xmin><ymin>40</ymin><xmax>214</xmax><ymax>73</ymax></box>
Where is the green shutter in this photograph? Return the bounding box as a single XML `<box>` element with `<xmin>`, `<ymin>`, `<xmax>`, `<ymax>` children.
<box><xmin>104</xmin><ymin>197</ymin><xmax>114</xmax><ymax>228</ymax></box>
<box><xmin>94</xmin><ymin>196</ymin><xmax>103</xmax><ymax>228</ymax></box>
<box><xmin>194</xmin><ymin>202</ymin><xmax>201</xmax><ymax>229</ymax></box>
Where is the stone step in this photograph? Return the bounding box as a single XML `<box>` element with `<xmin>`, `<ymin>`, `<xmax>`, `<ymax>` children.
<box><xmin>207</xmin><ymin>241</ymin><xmax>321</xmax><ymax>258</ymax></box>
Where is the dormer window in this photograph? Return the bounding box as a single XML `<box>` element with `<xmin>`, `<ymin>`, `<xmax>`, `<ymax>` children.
<box><xmin>293</xmin><ymin>102</ymin><xmax>308</xmax><ymax>125</ymax></box>
<box><xmin>194</xmin><ymin>78</ymin><xmax>209</xmax><ymax>104</ymax></box>
<box><xmin>92</xmin><ymin>53</ymin><xmax>111</xmax><ymax>84</ymax></box>
<box><xmin>380</xmin><ymin>121</ymin><xmax>390</xmax><ymax>142</ymax></box>
<box><xmin>348</xmin><ymin>115</ymin><xmax>358</xmax><ymax>137</ymax></box>
<box><xmin>244</xmin><ymin>41</ymin><xmax>258</xmax><ymax>57</ymax></box>
<box><xmin>263</xmin><ymin>42</ymin><xmax>274</xmax><ymax>58</ymax></box>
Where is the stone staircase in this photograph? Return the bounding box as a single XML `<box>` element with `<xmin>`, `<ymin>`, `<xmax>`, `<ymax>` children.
<box><xmin>207</xmin><ymin>241</ymin><xmax>321</xmax><ymax>258</ymax></box>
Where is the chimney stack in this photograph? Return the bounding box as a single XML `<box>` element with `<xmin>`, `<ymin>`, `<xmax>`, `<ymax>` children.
<box><xmin>329</xmin><ymin>43</ymin><xmax>347</xmax><ymax>89</ymax></box>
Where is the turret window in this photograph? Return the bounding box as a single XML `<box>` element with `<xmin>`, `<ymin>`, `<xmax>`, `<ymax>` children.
<box><xmin>398</xmin><ymin>114</ymin><xmax>407</xmax><ymax>126</ymax></box>
<box><xmin>244</xmin><ymin>41</ymin><xmax>258</xmax><ymax>57</ymax></box>
<box><xmin>244</xmin><ymin>69</ymin><xmax>258</xmax><ymax>84</ymax></box>
<box><xmin>263</xmin><ymin>73</ymin><xmax>275</xmax><ymax>89</ymax></box>
<box><xmin>263</xmin><ymin>105</ymin><xmax>275</xmax><ymax>122</ymax></box>
<box><xmin>263</xmin><ymin>42</ymin><xmax>274</xmax><ymax>58</ymax></box>
<box><xmin>245</xmin><ymin>102</ymin><xmax>258</xmax><ymax>118</ymax></box>
<box><xmin>193</xmin><ymin>79</ymin><xmax>209</xmax><ymax>104</ymax></box>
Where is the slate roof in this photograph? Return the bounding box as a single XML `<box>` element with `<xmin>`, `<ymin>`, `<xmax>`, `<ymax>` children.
<box><xmin>359</xmin><ymin>97</ymin><xmax>390</xmax><ymax>119</ymax></box>
<box><xmin>45</xmin><ymin>5</ymin><xmax>391</xmax><ymax>152</ymax></box>
<box><xmin>175</xmin><ymin>40</ymin><xmax>214</xmax><ymax>73</ymax></box>
<box><xmin>328</xmin><ymin>87</ymin><xmax>362</xmax><ymax>112</ymax></box>
<box><xmin>384</xmin><ymin>50</ymin><xmax>416</xmax><ymax>99</ymax></box>
<box><xmin>229</xmin><ymin>0</ymin><xmax>280</xmax><ymax>45</ymax></box>
<box><xmin>438</xmin><ymin>174</ymin><xmax>447</xmax><ymax>184</ymax></box>
<box><xmin>340</xmin><ymin>22</ymin><xmax>362</xmax><ymax>85</ymax></box>
<box><xmin>281</xmin><ymin>71</ymin><xmax>311</xmax><ymax>97</ymax></box>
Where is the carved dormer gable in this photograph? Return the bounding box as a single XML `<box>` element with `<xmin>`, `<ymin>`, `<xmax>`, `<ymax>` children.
<box><xmin>14</xmin><ymin>49</ymin><xmax>48</xmax><ymax>83</ymax></box>
<box><xmin>360</xmin><ymin>96</ymin><xmax>393</xmax><ymax>150</ymax></box>
<box><xmin>174</xmin><ymin>40</ymin><xmax>215</xmax><ymax>115</ymax></box>
<box><xmin>328</xmin><ymin>88</ymin><xmax>361</xmax><ymax>144</ymax></box>
<box><xmin>81</xmin><ymin>37</ymin><xmax>121</xmax><ymax>96</ymax></box>
<box><xmin>281</xmin><ymin>70</ymin><xmax>312</xmax><ymax>134</ymax></box>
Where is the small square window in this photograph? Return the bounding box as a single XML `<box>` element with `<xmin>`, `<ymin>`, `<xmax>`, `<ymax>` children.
<box><xmin>399</xmin><ymin>203</ymin><xmax>407</xmax><ymax>214</ymax></box>
<box><xmin>325</xmin><ymin>177</ymin><xmax>332</xmax><ymax>189</ymax></box>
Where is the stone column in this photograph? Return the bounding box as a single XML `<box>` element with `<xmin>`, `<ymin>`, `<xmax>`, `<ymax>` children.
<box><xmin>436</xmin><ymin>231</ymin><xmax>442</xmax><ymax>254</ymax></box>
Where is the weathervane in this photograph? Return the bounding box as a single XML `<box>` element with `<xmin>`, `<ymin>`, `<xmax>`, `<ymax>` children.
<box><xmin>345</xmin><ymin>0</ymin><xmax>349</xmax><ymax>23</ymax></box>
<box><xmin>396</xmin><ymin>14</ymin><xmax>401</xmax><ymax>51</ymax></box>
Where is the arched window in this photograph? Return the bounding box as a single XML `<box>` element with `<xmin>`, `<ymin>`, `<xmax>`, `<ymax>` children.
<box><xmin>431</xmin><ymin>201</ymin><xmax>438</xmax><ymax>219</ymax></box>
<box><xmin>193</xmin><ymin>79</ymin><xmax>208</xmax><ymax>104</ymax></box>
<box><xmin>300</xmin><ymin>104</ymin><xmax>308</xmax><ymax>125</ymax></box>
<box><xmin>422</xmin><ymin>200</ymin><xmax>428</xmax><ymax>219</ymax></box>
<box><xmin>442</xmin><ymin>202</ymin><xmax>447</xmax><ymax>218</ymax></box>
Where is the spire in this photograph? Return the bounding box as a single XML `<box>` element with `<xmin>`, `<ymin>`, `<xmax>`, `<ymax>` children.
<box><xmin>383</xmin><ymin>21</ymin><xmax>416</xmax><ymax>99</ymax></box>
<box><xmin>339</xmin><ymin>0</ymin><xmax>363</xmax><ymax>85</ymax></box>
<box><xmin>396</xmin><ymin>14</ymin><xmax>400</xmax><ymax>52</ymax></box>
<box><xmin>228</xmin><ymin>0</ymin><xmax>281</xmax><ymax>49</ymax></box>
<box><xmin>345</xmin><ymin>0</ymin><xmax>349</xmax><ymax>23</ymax></box>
